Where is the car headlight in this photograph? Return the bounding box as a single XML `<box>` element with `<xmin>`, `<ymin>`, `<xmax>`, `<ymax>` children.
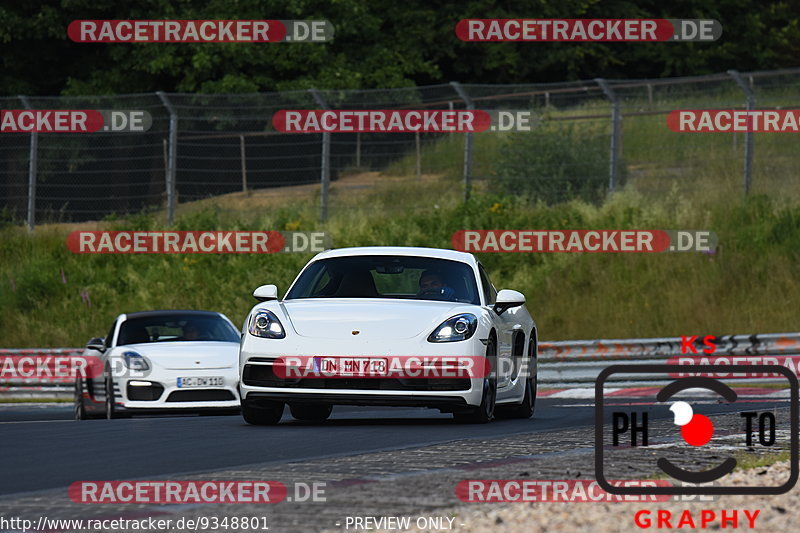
<box><xmin>122</xmin><ymin>351</ymin><xmax>150</xmax><ymax>371</ymax></box>
<box><xmin>248</xmin><ymin>310</ymin><xmax>286</xmax><ymax>339</ymax></box>
<box><xmin>428</xmin><ymin>313</ymin><xmax>477</xmax><ymax>342</ymax></box>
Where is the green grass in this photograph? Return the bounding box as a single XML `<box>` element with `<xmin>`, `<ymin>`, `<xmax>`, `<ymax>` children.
<box><xmin>647</xmin><ymin>450</ymin><xmax>791</xmax><ymax>480</ymax></box>
<box><xmin>731</xmin><ymin>450</ymin><xmax>791</xmax><ymax>472</ymax></box>
<box><xmin>1</xmin><ymin>183</ymin><xmax>799</xmax><ymax>347</ymax></box>
<box><xmin>2</xmin><ymin>86</ymin><xmax>800</xmax><ymax>347</ymax></box>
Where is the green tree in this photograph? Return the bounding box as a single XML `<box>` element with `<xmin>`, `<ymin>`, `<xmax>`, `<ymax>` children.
<box><xmin>1</xmin><ymin>0</ymin><xmax>798</xmax><ymax>96</ymax></box>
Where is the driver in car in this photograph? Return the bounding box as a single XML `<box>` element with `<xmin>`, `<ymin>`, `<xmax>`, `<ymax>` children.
<box><xmin>417</xmin><ymin>270</ymin><xmax>456</xmax><ymax>300</ymax></box>
<box><xmin>183</xmin><ymin>323</ymin><xmax>202</xmax><ymax>341</ymax></box>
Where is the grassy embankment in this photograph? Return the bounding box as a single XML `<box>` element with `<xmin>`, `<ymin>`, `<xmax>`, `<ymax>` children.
<box><xmin>1</xmin><ymin>88</ymin><xmax>799</xmax><ymax>347</ymax></box>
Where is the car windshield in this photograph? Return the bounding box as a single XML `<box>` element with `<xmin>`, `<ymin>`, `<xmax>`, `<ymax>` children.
<box><xmin>116</xmin><ymin>314</ymin><xmax>240</xmax><ymax>345</ymax></box>
<box><xmin>285</xmin><ymin>255</ymin><xmax>480</xmax><ymax>304</ymax></box>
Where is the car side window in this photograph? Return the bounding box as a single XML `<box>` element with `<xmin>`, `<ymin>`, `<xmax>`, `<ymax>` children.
<box><xmin>105</xmin><ymin>321</ymin><xmax>117</xmax><ymax>348</ymax></box>
<box><xmin>478</xmin><ymin>265</ymin><xmax>497</xmax><ymax>305</ymax></box>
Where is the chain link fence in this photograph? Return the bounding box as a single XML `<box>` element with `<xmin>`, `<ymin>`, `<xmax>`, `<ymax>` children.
<box><xmin>2</xmin><ymin>67</ymin><xmax>799</xmax><ymax>228</ymax></box>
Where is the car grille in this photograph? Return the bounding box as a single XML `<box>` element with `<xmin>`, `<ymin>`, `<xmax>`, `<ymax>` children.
<box><xmin>126</xmin><ymin>382</ymin><xmax>164</xmax><ymax>401</ymax></box>
<box><xmin>165</xmin><ymin>390</ymin><xmax>236</xmax><ymax>402</ymax></box>
<box><xmin>242</xmin><ymin>364</ymin><xmax>470</xmax><ymax>391</ymax></box>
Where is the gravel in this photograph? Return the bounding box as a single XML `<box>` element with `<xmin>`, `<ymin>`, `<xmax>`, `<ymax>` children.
<box><xmin>405</xmin><ymin>460</ymin><xmax>794</xmax><ymax>532</ymax></box>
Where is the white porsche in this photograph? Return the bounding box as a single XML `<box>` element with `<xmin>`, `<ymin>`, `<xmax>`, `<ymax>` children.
<box><xmin>239</xmin><ymin>247</ymin><xmax>538</xmax><ymax>425</ymax></box>
<box><xmin>74</xmin><ymin>310</ymin><xmax>241</xmax><ymax>419</ymax></box>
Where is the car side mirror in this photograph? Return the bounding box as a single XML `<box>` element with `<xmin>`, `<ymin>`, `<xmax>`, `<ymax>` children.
<box><xmin>86</xmin><ymin>337</ymin><xmax>106</xmax><ymax>352</ymax></box>
<box><xmin>253</xmin><ymin>284</ymin><xmax>279</xmax><ymax>302</ymax></box>
<box><xmin>494</xmin><ymin>289</ymin><xmax>526</xmax><ymax>316</ymax></box>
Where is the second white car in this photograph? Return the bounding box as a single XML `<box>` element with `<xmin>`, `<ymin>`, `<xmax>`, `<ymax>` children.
<box><xmin>75</xmin><ymin>310</ymin><xmax>241</xmax><ymax>419</ymax></box>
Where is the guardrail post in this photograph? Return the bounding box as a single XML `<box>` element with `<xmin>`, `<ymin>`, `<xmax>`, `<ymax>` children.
<box><xmin>595</xmin><ymin>79</ymin><xmax>621</xmax><ymax>194</ymax></box>
<box><xmin>156</xmin><ymin>92</ymin><xmax>178</xmax><ymax>226</ymax></box>
<box><xmin>728</xmin><ymin>70</ymin><xmax>756</xmax><ymax>195</ymax></box>
<box><xmin>18</xmin><ymin>96</ymin><xmax>37</xmax><ymax>232</ymax></box>
<box><xmin>309</xmin><ymin>89</ymin><xmax>331</xmax><ymax>222</ymax></box>
<box><xmin>450</xmin><ymin>82</ymin><xmax>474</xmax><ymax>201</ymax></box>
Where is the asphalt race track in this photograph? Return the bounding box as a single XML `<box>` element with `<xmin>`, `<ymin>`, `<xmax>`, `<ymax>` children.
<box><xmin>0</xmin><ymin>397</ymin><xmax>789</xmax><ymax>497</ymax></box>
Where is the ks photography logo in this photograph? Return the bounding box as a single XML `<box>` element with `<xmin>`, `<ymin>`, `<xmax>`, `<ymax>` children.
<box><xmin>594</xmin><ymin>365</ymin><xmax>799</xmax><ymax>495</ymax></box>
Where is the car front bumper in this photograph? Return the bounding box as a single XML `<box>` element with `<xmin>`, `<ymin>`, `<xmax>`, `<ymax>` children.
<box><xmin>239</xmin><ymin>334</ymin><xmax>488</xmax><ymax>409</ymax></box>
<box><xmin>115</xmin><ymin>367</ymin><xmax>240</xmax><ymax>410</ymax></box>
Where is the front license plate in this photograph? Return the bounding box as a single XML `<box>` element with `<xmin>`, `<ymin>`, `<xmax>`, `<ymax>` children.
<box><xmin>177</xmin><ymin>376</ymin><xmax>224</xmax><ymax>388</ymax></box>
<box><xmin>317</xmin><ymin>357</ymin><xmax>387</xmax><ymax>376</ymax></box>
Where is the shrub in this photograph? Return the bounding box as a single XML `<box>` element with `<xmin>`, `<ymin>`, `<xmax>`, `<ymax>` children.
<box><xmin>492</xmin><ymin>122</ymin><xmax>616</xmax><ymax>204</ymax></box>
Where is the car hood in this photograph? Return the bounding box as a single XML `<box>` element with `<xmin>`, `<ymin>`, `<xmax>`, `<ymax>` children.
<box><xmin>280</xmin><ymin>299</ymin><xmax>472</xmax><ymax>340</ymax></box>
<box><xmin>116</xmin><ymin>341</ymin><xmax>239</xmax><ymax>370</ymax></box>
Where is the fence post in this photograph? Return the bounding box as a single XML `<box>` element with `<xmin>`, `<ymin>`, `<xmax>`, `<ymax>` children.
<box><xmin>355</xmin><ymin>131</ymin><xmax>361</xmax><ymax>168</ymax></box>
<box><xmin>595</xmin><ymin>78</ymin><xmax>622</xmax><ymax>194</ymax></box>
<box><xmin>728</xmin><ymin>70</ymin><xmax>755</xmax><ymax>195</ymax></box>
<box><xmin>448</xmin><ymin>101</ymin><xmax>454</xmax><ymax>140</ymax></box>
<box><xmin>156</xmin><ymin>92</ymin><xmax>178</xmax><ymax>225</ymax></box>
<box><xmin>450</xmin><ymin>82</ymin><xmax>474</xmax><ymax>201</ymax></box>
<box><xmin>239</xmin><ymin>135</ymin><xmax>248</xmax><ymax>194</ymax></box>
<box><xmin>309</xmin><ymin>89</ymin><xmax>331</xmax><ymax>222</ymax></box>
<box><xmin>162</xmin><ymin>139</ymin><xmax>168</xmax><ymax>175</ymax></box>
<box><xmin>18</xmin><ymin>96</ymin><xmax>37</xmax><ymax>232</ymax></box>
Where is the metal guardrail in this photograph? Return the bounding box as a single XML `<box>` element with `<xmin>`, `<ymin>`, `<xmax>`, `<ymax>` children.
<box><xmin>1</xmin><ymin>333</ymin><xmax>799</xmax><ymax>401</ymax></box>
<box><xmin>0</xmin><ymin>348</ymin><xmax>83</xmax><ymax>400</ymax></box>
<box><xmin>539</xmin><ymin>333</ymin><xmax>800</xmax><ymax>388</ymax></box>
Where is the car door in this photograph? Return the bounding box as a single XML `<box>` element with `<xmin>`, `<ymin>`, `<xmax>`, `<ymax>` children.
<box><xmin>478</xmin><ymin>264</ymin><xmax>516</xmax><ymax>392</ymax></box>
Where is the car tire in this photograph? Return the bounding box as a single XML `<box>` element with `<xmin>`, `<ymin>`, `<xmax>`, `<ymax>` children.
<box><xmin>289</xmin><ymin>403</ymin><xmax>333</xmax><ymax>422</ymax></box>
<box><xmin>496</xmin><ymin>339</ymin><xmax>537</xmax><ymax>420</ymax></box>
<box><xmin>242</xmin><ymin>399</ymin><xmax>284</xmax><ymax>426</ymax></box>
<box><xmin>453</xmin><ymin>337</ymin><xmax>497</xmax><ymax>424</ymax></box>
<box><xmin>74</xmin><ymin>379</ymin><xmax>87</xmax><ymax>420</ymax></box>
<box><xmin>105</xmin><ymin>368</ymin><xmax>119</xmax><ymax>420</ymax></box>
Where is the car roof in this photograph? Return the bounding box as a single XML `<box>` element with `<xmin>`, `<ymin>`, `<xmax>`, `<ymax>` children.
<box><xmin>312</xmin><ymin>246</ymin><xmax>477</xmax><ymax>264</ymax></box>
<box><xmin>122</xmin><ymin>310</ymin><xmax>223</xmax><ymax>320</ymax></box>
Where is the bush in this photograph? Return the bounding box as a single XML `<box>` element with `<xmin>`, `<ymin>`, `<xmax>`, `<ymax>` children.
<box><xmin>492</xmin><ymin>122</ymin><xmax>616</xmax><ymax>204</ymax></box>
<box><xmin>0</xmin><ymin>208</ymin><xmax>17</xmax><ymax>230</ymax></box>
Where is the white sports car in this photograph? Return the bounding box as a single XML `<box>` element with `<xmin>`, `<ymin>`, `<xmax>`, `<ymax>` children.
<box><xmin>75</xmin><ymin>310</ymin><xmax>241</xmax><ymax>419</ymax></box>
<box><xmin>239</xmin><ymin>246</ymin><xmax>538</xmax><ymax>425</ymax></box>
